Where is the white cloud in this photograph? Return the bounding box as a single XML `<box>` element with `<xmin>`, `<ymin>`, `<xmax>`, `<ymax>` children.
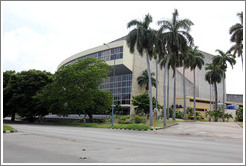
<box><xmin>1</xmin><ymin>1</ymin><xmax>245</xmax><ymax>94</ymax></box>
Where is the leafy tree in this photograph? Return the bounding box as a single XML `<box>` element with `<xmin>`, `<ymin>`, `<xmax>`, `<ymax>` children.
<box><xmin>3</xmin><ymin>70</ymin><xmax>16</xmax><ymax>88</ymax></box>
<box><xmin>229</xmin><ymin>11</ymin><xmax>243</xmax><ymax>66</ymax></box>
<box><xmin>3</xmin><ymin>70</ymin><xmax>16</xmax><ymax>118</ymax></box>
<box><xmin>126</xmin><ymin>14</ymin><xmax>156</xmax><ymax>126</ymax></box>
<box><xmin>137</xmin><ymin>69</ymin><xmax>156</xmax><ymax>92</ymax></box>
<box><xmin>205</xmin><ymin>63</ymin><xmax>223</xmax><ymax>111</ymax></box>
<box><xmin>189</xmin><ymin>47</ymin><xmax>204</xmax><ymax>120</ymax></box>
<box><xmin>132</xmin><ymin>93</ymin><xmax>162</xmax><ymax>118</ymax></box>
<box><xmin>3</xmin><ymin>70</ymin><xmax>52</xmax><ymax>121</ymax></box>
<box><xmin>212</xmin><ymin>49</ymin><xmax>236</xmax><ymax>122</ymax></box>
<box><xmin>158</xmin><ymin>9</ymin><xmax>194</xmax><ymax>124</ymax></box>
<box><xmin>36</xmin><ymin>58</ymin><xmax>112</xmax><ymax>121</ymax></box>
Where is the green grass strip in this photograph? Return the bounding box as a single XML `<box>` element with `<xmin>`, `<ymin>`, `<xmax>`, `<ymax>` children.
<box><xmin>111</xmin><ymin>124</ymin><xmax>152</xmax><ymax>130</ymax></box>
<box><xmin>3</xmin><ymin>124</ymin><xmax>15</xmax><ymax>131</ymax></box>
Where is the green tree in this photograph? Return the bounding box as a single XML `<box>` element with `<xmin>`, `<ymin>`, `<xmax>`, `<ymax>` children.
<box><xmin>3</xmin><ymin>70</ymin><xmax>16</xmax><ymax>119</ymax></box>
<box><xmin>3</xmin><ymin>70</ymin><xmax>16</xmax><ymax>89</ymax></box>
<box><xmin>137</xmin><ymin>70</ymin><xmax>156</xmax><ymax>92</ymax></box>
<box><xmin>213</xmin><ymin>49</ymin><xmax>236</xmax><ymax>122</ymax></box>
<box><xmin>36</xmin><ymin>58</ymin><xmax>112</xmax><ymax>121</ymax></box>
<box><xmin>189</xmin><ymin>47</ymin><xmax>204</xmax><ymax>120</ymax></box>
<box><xmin>205</xmin><ymin>63</ymin><xmax>223</xmax><ymax>112</ymax></box>
<box><xmin>229</xmin><ymin>11</ymin><xmax>243</xmax><ymax>66</ymax></box>
<box><xmin>126</xmin><ymin>14</ymin><xmax>156</xmax><ymax>126</ymax></box>
<box><xmin>132</xmin><ymin>93</ymin><xmax>162</xmax><ymax>117</ymax></box>
<box><xmin>158</xmin><ymin>9</ymin><xmax>194</xmax><ymax>123</ymax></box>
<box><xmin>3</xmin><ymin>70</ymin><xmax>52</xmax><ymax>121</ymax></box>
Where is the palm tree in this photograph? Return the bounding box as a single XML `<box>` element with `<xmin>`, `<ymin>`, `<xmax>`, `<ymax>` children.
<box><xmin>189</xmin><ymin>47</ymin><xmax>204</xmax><ymax>120</ymax></box>
<box><xmin>152</xmin><ymin>36</ymin><xmax>160</xmax><ymax>113</ymax></box>
<box><xmin>158</xmin><ymin>9</ymin><xmax>194</xmax><ymax>122</ymax></box>
<box><xmin>137</xmin><ymin>70</ymin><xmax>156</xmax><ymax>92</ymax></box>
<box><xmin>205</xmin><ymin>63</ymin><xmax>223</xmax><ymax>112</ymax></box>
<box><xmin>126</xmin><ymin>14</ymin><xmax>156</xmax><ymax>126</ymax></box>
<box><xmin>212</xmin><ymin>49</ymin><xmax>236</xmax><ymax>122</ymax></box>
<box><xmin>229</xmin><ymin>11</ymin><xmax>243</xmax><ymax>66</ymax></box>
<box><xmin>181</xmin><ymin>49</ymin><xmax>191</xmax><ymax>120</ymax></box>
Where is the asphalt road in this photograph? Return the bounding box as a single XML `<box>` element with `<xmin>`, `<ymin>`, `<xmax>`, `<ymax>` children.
<box><xmin>3</xmin><ymin>122</ymin><xmax>244</xmax><ymax>164</ymax></box>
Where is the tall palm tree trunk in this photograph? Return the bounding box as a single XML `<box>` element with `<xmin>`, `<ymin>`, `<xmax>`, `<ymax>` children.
<box><xmin>210</xmin><ymin>80</ymin><xmax>211</xmax><ymax>111</ymax></box>
<box><xmin>173</xmin><ymin>66</ymin><xmax>176</xmax><ymax>120</ymax></box>
<box><xmin>163</xmin><ymin>54</ymin><xmax>171</xmax><ymax>126</ymax></box>
<box><xmin>193</xmin><ymin>69</ymin><xmax>196</xmax><ymax>120</ymax></box>
<box><xmin>155</xmin><ymin>59</ymin><xmax>158</xmax><ymax>120</ymax></box>
<box><xmin>183</xmin><ymin>62</ymin><xmax>187</xmax><ymax>120</ymax></box>
<box><xmin>167</xmin><ymin>68</ymin><xmax>170</xmax><ymax>120</ymax></box>
<box><xmin>146</xmin><ymin>52</ymin><xmax>153</xmax><ymax>126</ymax></box>
<box><xmin>222</xmin><ymin>70</ymin><xmax>225</xmax><ymax>122</ymax></box>
<box><xmin>214</xmin><ymin>83</ymin><xmax>218</xmax><ymax>111</ymax></box>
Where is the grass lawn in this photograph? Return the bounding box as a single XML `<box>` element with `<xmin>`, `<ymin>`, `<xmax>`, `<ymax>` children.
<box><xmin>53</xmin><ymin>117</ymin><xmax>179</xmax><ymax>130</ymax></box>
<box><xmin>3</xmin><ymin>124</ymin><xmax>15</xmax><ymax>131</ymax></box>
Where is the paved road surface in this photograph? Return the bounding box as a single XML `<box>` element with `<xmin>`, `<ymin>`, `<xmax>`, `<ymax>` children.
<box><xmin>3</xmin><ymin>122</ymin><xmax>243</xmax><ymax>163</ymax></box>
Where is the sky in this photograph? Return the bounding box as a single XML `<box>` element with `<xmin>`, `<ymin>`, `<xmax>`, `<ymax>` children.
<box><xmin>1</xmin><ymin>1</ymin><xmax>245</xmax><ymax>94</ymax></box>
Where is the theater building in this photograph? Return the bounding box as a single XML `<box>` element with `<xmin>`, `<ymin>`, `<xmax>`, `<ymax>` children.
<box><xmin>58</xmin><ymin>36</ymin><xmax>224</xmax><ymax>115</ymax></box>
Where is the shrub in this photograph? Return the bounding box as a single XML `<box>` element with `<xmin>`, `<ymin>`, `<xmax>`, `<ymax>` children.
<box><xmin>176</xmin><ymin>111</ymin><xmax>184</xmax><ymax>119</ymax></box>
<box><xmin>91</xmin><ymin>118</ymin><xmax>106</xmax><ymax>123</ymax></box>
<box><xmin>133</xmin><ymin>115</ymin><xmax>146</xmax><ymax>124</ymax></box>
<box><xmin>213</xmin><ymin>109</ymin><xmax>223</xmax><ymax>121</ymax></box>
<box><xmin>187</xmin><ymin>107</ymin><xmax>193</xmax><ymax>116</ymax></box>
<box><xmin>118</xmin><ymin>115</ymin><xmax>133</xmax><ymax>124</ymax></box>
<box><xmin>236</xmin><ymin>107</ymin><xmax>243</xmax><ymax>122</ymax></box>
<box><xmin>224</xmin><ymin>113</ymin><xmax>233</xmax><ymax>121</ymax></box>
<box><xmin>111</xmin><ymin>124</ymin><xmax>151</xmax><ymax>130</ymax></box>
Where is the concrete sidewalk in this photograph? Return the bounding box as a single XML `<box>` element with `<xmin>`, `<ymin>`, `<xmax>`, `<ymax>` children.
<box><xmin>149</xmin><ymin>121</ymin><xmax>243</xmax><ymax>140</ymax></box>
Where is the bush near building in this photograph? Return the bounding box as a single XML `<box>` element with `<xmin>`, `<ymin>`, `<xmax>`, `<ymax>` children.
<box><xmin>132</xmin><ymin>93</ymin><xmax>162</xmax><ymax>117</ymax></box>
<box><xmin>236</xmin><ymin>107</ymin><xmax>243</xmax><ymax>122</ymax></box>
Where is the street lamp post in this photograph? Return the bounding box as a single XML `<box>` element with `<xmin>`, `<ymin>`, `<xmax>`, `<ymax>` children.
<box><xmin>104</xmin><ymin>43</ymin><xmax>115</xmax><ymax>126</ymax></box>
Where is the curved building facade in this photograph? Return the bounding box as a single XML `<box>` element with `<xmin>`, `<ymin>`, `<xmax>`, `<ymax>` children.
<box><xmin>58</xmin><ymin>36</ymin><xmax>224</xmax><ymax>115</ymax></box>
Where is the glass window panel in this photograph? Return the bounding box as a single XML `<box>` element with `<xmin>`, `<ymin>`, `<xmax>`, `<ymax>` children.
<box><xmin>117</xmin><ymin>82</ymin><xmax>121</xmax><ymax>87</ymax></box>
<box><xmin>122</xmin><ymin>88</ymin><xmax>127</xmax><ymax>93</ymax></box>
<box><xmin>123</xmin><ymin>75</ymin><xmax>127</xmax><ymax>81</ymax></box>
<box><xmin>120</xmin><ymin>47</ymin><xmax>123</xmax><ymax>52</ymax></box>
<box><xmin>117</xmin><ymin>76</ymin><xmax>121</xmax><ymax>81</ymax></box>
<box><xmin>105</xmin><ymin>55</ymin><xmax>109</xmax><ymax>61</ymax></box>
<box><xmin>125</xmin><ymin>100</ymin><xmax>130</xmax><ymax>104</ymax></box>
<box><xmin>117</xmin><ymin>88</ymin><xmax>121</xmax><ymax>93</ymax></box>
<box><xmin>120</xmin><ymin>53</ymin><xmax>123</xmax><ymax>59</ymax></box>
<box><xmin>122</xmin><ymin>81</ymin><xmax>127</xmax><ymax>87</ymax></box>
<box><xmin>98</xmin><ymin>52</ymin><xmax>102</xmax><ymax>57</ymax></box>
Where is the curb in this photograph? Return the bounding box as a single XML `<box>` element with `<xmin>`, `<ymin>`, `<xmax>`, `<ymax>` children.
<box><xmin>110</xmin><ymin>128</ymin><xmax>149</xmax><ymax>131</ymax></box>
<box><xmin>109</xmin><ymin>123</ymin><xmax>178</xmax><ymax>131</ymax></box>
<box><xmin>3</xmin><ymin>130</ymin><xmax>17</xmax><ymax>133</ymax></box>
<box><xmin>237</xmin><ymin>122</ymin><xmax>243</xmax><ymax>128</ymax></box>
